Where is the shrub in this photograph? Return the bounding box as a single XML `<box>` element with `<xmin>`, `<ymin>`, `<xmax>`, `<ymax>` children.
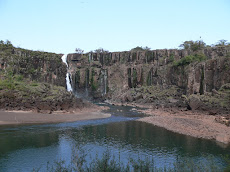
<box><xmin>131</xmin><ymin>46</ymin><xmax>151</xmax><ymax>52</ymax></box>
<box><xmin>179</xmin><ymin>40</ymin><xmax>206</xmax><ymax>51</ymax></box>
<box><xmin>14</xmin><ymin>75</ymin><xmax>23</xmax><ymax>81</ymax></box>
<box><xmin>169</xmin><ymin>54</ymin><xmax>175</xmax><ymax>62</ymax></box>
<box><xmin>94</xmin><ymin>48</ymin><xmax>109</xmax><ymax>53</ymax></box>
<box><xmin>215</xmin><ymin>39</ymin><xmax>229</xmax><ymax>46</ymax></box>
<box><xmin>31</xmin><ymin>82</ymin><xmax>38</xmax><ymax>87</ymax></box>
<box><xmin>0</xmin><ymin>79</ymin><xmax>15</xmax><ymax>90</ymax></box>
<box><xmin>75</xmin><ymin>48</ymin><xmax>84</xmax><ymax>54</ymax></box>
<box><xmin>173</xmin><ymin>53</ymin><xmax>207</xmax><ymax>67</ymax></box>
<box><xmin>33</xmin><ymin>150</ymin><xmax>229</xmax><ymax>172</ymax></box>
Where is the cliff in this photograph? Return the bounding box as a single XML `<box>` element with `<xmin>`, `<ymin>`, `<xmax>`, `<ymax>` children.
<box><xmin>0</xmin><ymin>42</ymin><xmax>90</xmax><ymax>112</ymax></box>
<box><xmin>0</xmin><ymin>43</ymin><xmax>66</xmax><ymax>87</ymax></box>
<box><xmin>67</xmin><ymin>46</ymin><xmax>230</xmax><ymax>113</ymax></box>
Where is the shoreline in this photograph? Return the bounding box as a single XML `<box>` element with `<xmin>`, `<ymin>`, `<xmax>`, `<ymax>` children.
<box><xmin>0</xmin><ymin>109</ymin><xmax>111</xmax><ymax>126</ymax></box>
<box><xmin>105</xmin><ymin>100</ymin><xmax>230</xmax><ymax>145</ymax></box>
<box><xmin>137</xmin><ymin>108</ymin><xmax>230</xmax><ymax>145</ymax></box>
<box><xmin>1</xmin><ymin>100</ymin><xmax>229</xmax><ymax>145</ymax></box>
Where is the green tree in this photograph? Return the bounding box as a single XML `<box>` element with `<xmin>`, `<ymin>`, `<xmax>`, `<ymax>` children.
<box><xmin>131</xmin><ymin>46</ymin><xmax>151</xmax><ymax>52</ymax></box>
<box><xmin>179</xmin><ymin>40</ymin><xmax>206</xmax><ymax>51</ymax></box>
<box><xmin>215</xmin><ymin>39</ymin><xmax>229</xmax><ymax>46</ymax></box>
<box><xmin>6</xmin><ymin>40</ymin><xmax>12</xmax><ymax>45</ymax></box>
<box><xmin>94</xmin><ymin>48</ymin><xmax>109</xmax><ymax>53</ymax></box>
<box><xmin>75</xmin><ymin>48</ymin><xmax>84</xmax><ymax>54</ymax></box>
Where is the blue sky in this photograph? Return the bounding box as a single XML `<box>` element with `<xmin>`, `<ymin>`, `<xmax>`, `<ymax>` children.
<box><xmin>0</xmin><ymin>0</ymin><xmax>229</xmax><ymax>54</ymax></box>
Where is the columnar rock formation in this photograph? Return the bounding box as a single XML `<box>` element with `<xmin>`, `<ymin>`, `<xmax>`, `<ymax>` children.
<box><xmin>67</xmin><ymin>46</ymin><xmax>230</xmax><ymax>100</ymax></box>
<box><xmin>0</xmin><ymin>45</ymin><xmax>87</xmax><ymax>112</ymax></box>
<box><xmin>0</xmin><ymin>47</ymin><xmax>66</xmax><ymax>87</ymax></box>
<box><xmin>1</xmin><ymin>42</ymin><xmax>229</xmax><ymax>114</ymax></box>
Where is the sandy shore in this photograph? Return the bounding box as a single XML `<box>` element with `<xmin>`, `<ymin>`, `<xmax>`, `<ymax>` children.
<box><xmin>137</xmin><ymin>108</ymin><xmax>230</xmax><ymax>145</ymax></box>
<box><xmin>0</xmin><ymin>109</ymin><xmax>111</xmax><ymax>125</ymax></box>
<box><xmin>103</xmin><ymin>100</ymin><xmax>230</xmax><ymax>145</ymax></box>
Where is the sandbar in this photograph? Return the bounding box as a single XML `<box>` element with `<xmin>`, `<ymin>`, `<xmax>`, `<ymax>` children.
<box><xmin>0</xmin><ymin>109</ymin><xmax>111</xmax><ymax>125</ymax></box>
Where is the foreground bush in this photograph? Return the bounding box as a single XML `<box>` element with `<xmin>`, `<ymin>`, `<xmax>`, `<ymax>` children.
<box><xmin>33</xmin><ymin>150</ymin><xmax>230</xmax><ymax>172</ymax></box>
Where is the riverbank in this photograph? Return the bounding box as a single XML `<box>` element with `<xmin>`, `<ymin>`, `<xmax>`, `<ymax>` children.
<box><xmin>0</xmin><ymin>108</ymin><xmax>111</xmax><ymax>125</ymax></box>
<box><xmin>137</xmin><ymin>108</ymin><xmax>230</xmax><ymax>145</ymax></box>
<box><xmin>105</xmin><ymin>100</ymin><xmax>230</xmax><ymax>145</ymax></box>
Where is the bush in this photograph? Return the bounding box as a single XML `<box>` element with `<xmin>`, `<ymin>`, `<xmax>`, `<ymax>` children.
<box><xmin>0</xmin><ymin>79</ymin><xmax>15</xmax><ymax>90</ymax></box>
<box><xmin>179</xmin><ymin>40</ymin><xmax>206</xmax><ymax>51</ymax></box>
<box><xmin>219</xmin><ymin>83</ymin><xmax>230</xmax><ymax>91</ymax></box>
<box><xmin>173</xmin><ymin>53</ymin><xmax>207</xmax><ymax>66</ymax></box>
<box><xmin>33</xmin><ymin>150</ymin><xmax>229</xmax><ymax>172</ymax></box>
<box><xmin>94</xmin><ymin>48</ymin><xmax>109</xmax><ymax>53</ymax></box>
<box><xmin>215</xmin><ymin>39</ymin><xmax>229</xmax><ymax>47</ymax></box>
<box><xmin>31</xmin><ymin>82</ymin><xmax>39</xmax><ymax>87</ymax></box>
<box><xmin>131</xmin><ymin>46</ymin><xmax>151</xmax><ymax>52</ymax></box>
<box><xmin>14</xmin><ymin>75</ymin><xmax>23</xmax><ymax>81</ymax></box>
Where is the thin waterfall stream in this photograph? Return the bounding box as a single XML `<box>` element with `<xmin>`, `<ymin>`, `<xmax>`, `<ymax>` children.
<box><xmin>61</xmin><ymin>54</ymin><xmax>73</xmax><ymax>92</ymax></box>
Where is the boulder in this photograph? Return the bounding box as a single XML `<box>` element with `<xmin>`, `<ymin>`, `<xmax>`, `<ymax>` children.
<box><xmin>188</xmin><ymin>95</ymin><xmax>203</xmax><ymax>111</ymax></box>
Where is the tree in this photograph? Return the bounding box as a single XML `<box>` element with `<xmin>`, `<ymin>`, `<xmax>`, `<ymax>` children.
<box><xmin>6</xmin><ymin>40</ymin><xmax>12</xmax><ymax>45</ymax></box>
<box><xmin>179</xmin><ymin>41</ymin><xmax>193</xmax><ymax>50</ymax></box>
<box><xmin>130</xmin><ymin>46</ymin><xmax>151</xmax><ymax>52</ymax></box>
<box><xmin>94</xmin><ymin>48</ymin><xmax>109</xmax><ymax>53</ymax></box>
<box><xmin>215</xmin><ymin>40</ymin><xmax>229</xmax><ymax>46</ymax></box>
<box><xmin>75</xmin><ymin>48</ymin><xmax>84</xmax><ymax>54</ymax></box>
<box><xmin>179</xmin><ymin>40</ymin><xmax>206</xmax><ymax>51</ymax></box>
<box><xmin>0</xmin><ymin>40</ymin><xmax>13</xmax><ymax>49</ymax></box>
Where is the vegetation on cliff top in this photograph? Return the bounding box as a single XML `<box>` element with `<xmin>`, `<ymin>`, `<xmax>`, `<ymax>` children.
<box><xmin>0</xmin><ymin>40</ymin><xmax>61</xmax><ymax>60</ymax></box>
<box><xmin>0</xmin><ymin>40</ymin><xmax>66</xmax><ymax>87</ymax></box>
<box><xmin>130</xmin><ymin>46</ymin><xmax>151</xmax><ymax>52</ymax></box>
<box><xmin>173</xmin><ymin>53</ymin><xmax>207</xmax><ymax>67</ymax></box>
<box><xmin>94</xmin><ymin>48</ymin><xmax>109</xmax><ymax>53</ymax></box>
<box><xmin>0</xmin><ymin>72</ymin><xmax>67</xmax><ymax>102</ymax></box>
<box><xmin>0</xmin><ymin>40</ymin><xmax>63</xmax><ymax>67</ymax></box>
<box><xmin>179</xmin><ymin>39</ymin><xmax>230</xmax><ymax>51</ymax></box>
<box><xmin>179</xmin><ymin>40</ymin><xmax>206</xmax><ymax>51</ymax></box>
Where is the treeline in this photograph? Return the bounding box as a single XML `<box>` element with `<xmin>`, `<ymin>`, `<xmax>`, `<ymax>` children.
<box><xmin>75</xmin><ymin>39</ymin><xmax>230</xmax><ymax>54</ymax></box>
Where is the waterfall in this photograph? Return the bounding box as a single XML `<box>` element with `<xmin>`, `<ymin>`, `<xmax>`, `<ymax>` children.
<box><xmin>104</xmin><ymin>70</ymin><xmax>107</xmax><ymax>95</ymax></box>
<box><xmin>66</xmin><ymin>73</ymin><xmax>72</xmax><ymax>92</ymax></box>
<box><xmin>61</xmin><ymin>54</ymin><xmax>73</xmax><ymax>92</ymax></box>
<box><xmin>100</xmin><ymin>69</ymin><xmax>107</xmax><ymax>96</ymax></box>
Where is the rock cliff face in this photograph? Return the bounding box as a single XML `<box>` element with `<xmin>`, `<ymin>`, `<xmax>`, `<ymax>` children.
<box><xmin>0</xmin><ymin>45</ymin><xmax>66</xmax><ymax>87</ymax></box>
<box><xmin>0</xmin><ymin>43</ymin><xmax>92</xmax><ymax>112</ymax></box>
<box><xmin>67</xmin><ymin>46</ymin><xmax>230</xmax><ymax>112</ymax></box>
<box><xmin>68</xmin><ymin>47</ymin><xmax>230</xmax><ymax>95</ymax></box>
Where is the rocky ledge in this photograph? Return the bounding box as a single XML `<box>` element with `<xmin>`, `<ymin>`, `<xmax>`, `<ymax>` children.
<box><xmin>0</xmin><ymin>75</ymin><xmax>94</xmax><ymax>113</ymax></box>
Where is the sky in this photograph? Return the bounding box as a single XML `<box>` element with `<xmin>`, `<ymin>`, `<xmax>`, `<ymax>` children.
<box><xmin>0</xmin><ymin>0</ymin><xmax>230</xmax><ymax>54</ymax></box>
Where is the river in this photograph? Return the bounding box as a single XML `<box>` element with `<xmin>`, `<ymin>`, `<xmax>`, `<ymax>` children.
<box><xmin>0</xmin><ymin>104</ymin><xmax>229</xmax><ymax>171</ymax></box>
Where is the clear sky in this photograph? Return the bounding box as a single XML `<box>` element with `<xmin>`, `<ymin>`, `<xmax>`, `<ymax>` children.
<box><xmin>0</xmin><ymin>0</ymin><xmax>230</xmax><ymax>54</ymax></box>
